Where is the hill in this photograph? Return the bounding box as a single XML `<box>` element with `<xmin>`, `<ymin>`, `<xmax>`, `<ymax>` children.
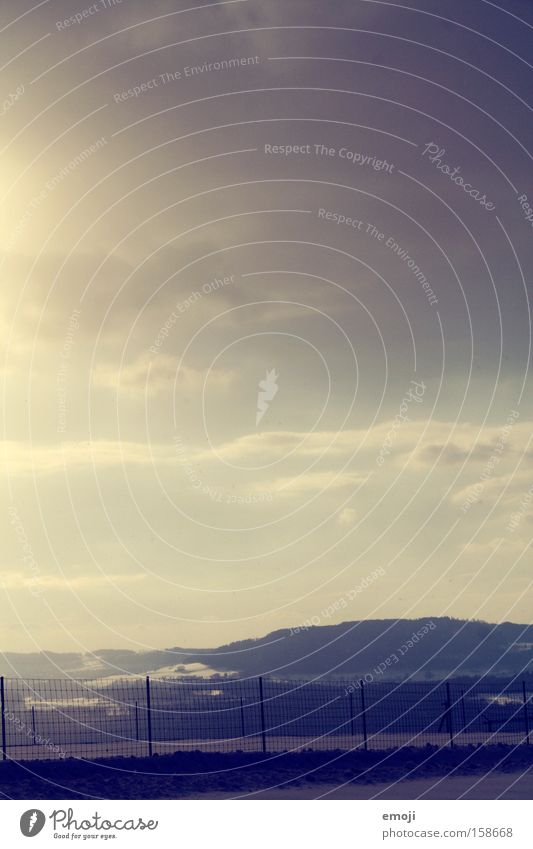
<box><xmin>1</xmin><ymin>617</ymin><xmax>532</xmax><ymax>681</ymax></box>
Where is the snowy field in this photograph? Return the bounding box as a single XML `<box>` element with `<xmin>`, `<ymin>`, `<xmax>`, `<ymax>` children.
<box><xmin>0</xmin><ymin>744</ymin><xmax>532</xmax><ymax>800</ymax></box>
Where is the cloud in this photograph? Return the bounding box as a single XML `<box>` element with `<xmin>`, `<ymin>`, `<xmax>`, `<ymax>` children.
<box><xmin>1</xmin><ymin>570</ymin><xmax>147</xmax><ymax>591</ymax></box>
<box><xmin>265</xmin><ymin>471</ymin><xmax>365</xmax><ymax>496</ymax></box>
<box><xmin>92</xmin><ymin>354</ymin><xmax>237</xmax><ymax>397</ymax></box>
<box><xmin>418</xmin><ymin>442</ymin><xmax>495</xmax><ymax>465</ymax></box>
<box><xmin>3</xmin><ymin>417</ymin><xmax>531</xmax><ymax>486</ymax></box>
<box><xmin>451</xmin><ymin>468</ymin><xmax>533</xmax><ymax>509</ymax></box>
<box><xmin>193</xmin><ymin>419</ymin><xmax>533</xmax><ymax>467</ymax></box>
<box><xmin>0</xmin><ymin>440</ymin><xmax>173</xmax><ymax>475</ymax></box>
<box><xmin>337</xmin><ymin>507</ymin><xmax>357</xmax><ymax>525</ymax></box>
<box><xmin>192</xmin><ymin>429</ymin><xmax>364</xmax><ymax>463</ymax></box>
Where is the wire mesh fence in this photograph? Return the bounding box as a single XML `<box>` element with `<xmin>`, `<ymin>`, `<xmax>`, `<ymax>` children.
<box><xmin>0</xmin><ymin>676</ymin><xmax>530</xmax><ymax>762</ymax></box>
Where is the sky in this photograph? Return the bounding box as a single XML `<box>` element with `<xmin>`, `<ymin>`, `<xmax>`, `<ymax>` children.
<box><xmin>1</xmin><ymin>0</ymin><xmax>532</xmax><ymax>653</ymax></box>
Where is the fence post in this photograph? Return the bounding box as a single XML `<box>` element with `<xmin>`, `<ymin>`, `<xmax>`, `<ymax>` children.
<box><xmin>31</xmin><ymin>706</ymin><xmax>36</xmax><ymax>746</ymax></box>
<box><xmin>145</xmin><ymin>676</ymin><xmax>153</xmax><ymax>757</ymax></box>
<box><xmin>460</xmin><ymin>689</ymin><xmax>467</xmax><ymax>733</ymax></box>
<box><xmin>349</xmin><ymin>691</ymin><xmax>356</xmax><ymax>739</ymax></box>
<box><xmin>240</xmin><ymin>697</ymin><xmax>246</xmax><ymax>739</ymax></box>
<box><xmin>522</xmin><ymin>682</ymin><xmax>530</xmax><ymax>745</ymax></box>
<box><xmin>445</xmin><ymin>682</ymin><xmax>454</xmax><ymax>748</ymax></box>
<box><xmin>258</xmin><ymin>677</ymin><xmax>267</xmax><ymax>753</ymax></box>
<box><xmin>359</xmin><ymin>681</ymin><xmax>368</xmax><ymax>751</ymax></box>
<box><xmin>0</xmin><ymin>677</ymin><xmax>6</xmax><ymax>761</ymax></box>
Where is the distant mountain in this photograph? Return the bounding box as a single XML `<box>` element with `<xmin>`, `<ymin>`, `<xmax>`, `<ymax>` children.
<box><xmin>173</xmin><ymin>617</ymin><xmax>533</xmax><ymax>681</ymax></box>
<box><xmin>1</xmin><ymin>618</ymin><xmax>532</xmax><ymax>681</ymax></box>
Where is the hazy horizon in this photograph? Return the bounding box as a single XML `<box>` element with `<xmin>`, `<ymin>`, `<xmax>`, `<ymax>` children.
<box><xmin>2</xmin><ymin>613</ymin><xmax>533</xmax><ymax>656</ymax></box>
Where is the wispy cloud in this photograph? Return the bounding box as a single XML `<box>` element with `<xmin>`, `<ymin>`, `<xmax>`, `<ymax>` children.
<box><xmin>92</xmin><ymin>355</ymin><xmax>237</xmax><ymax>397</ymax></box>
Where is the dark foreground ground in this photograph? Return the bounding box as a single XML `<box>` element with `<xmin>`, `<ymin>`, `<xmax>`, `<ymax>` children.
<box><xmin>0</xmin><ymin>745</ymin><xmax>532</xmax><ymax>800</ymax></box>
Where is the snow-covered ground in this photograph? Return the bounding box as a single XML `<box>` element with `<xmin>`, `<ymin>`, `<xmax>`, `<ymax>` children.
<box><xmin>0</xmin><ymin>745</ymin><xmax>531</xmax><ymax>800</ymax></box>
<box><xmin>209</xmin><ymin>771</ymin><xmax>533</xmax><ymax>799</ymax></box>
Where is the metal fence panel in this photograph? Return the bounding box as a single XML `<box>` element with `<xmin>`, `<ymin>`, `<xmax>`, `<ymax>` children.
<box><xmin>0</xmin><ymin>676</ymin><xmax>529</xmax><ymax>761</ymax></box>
